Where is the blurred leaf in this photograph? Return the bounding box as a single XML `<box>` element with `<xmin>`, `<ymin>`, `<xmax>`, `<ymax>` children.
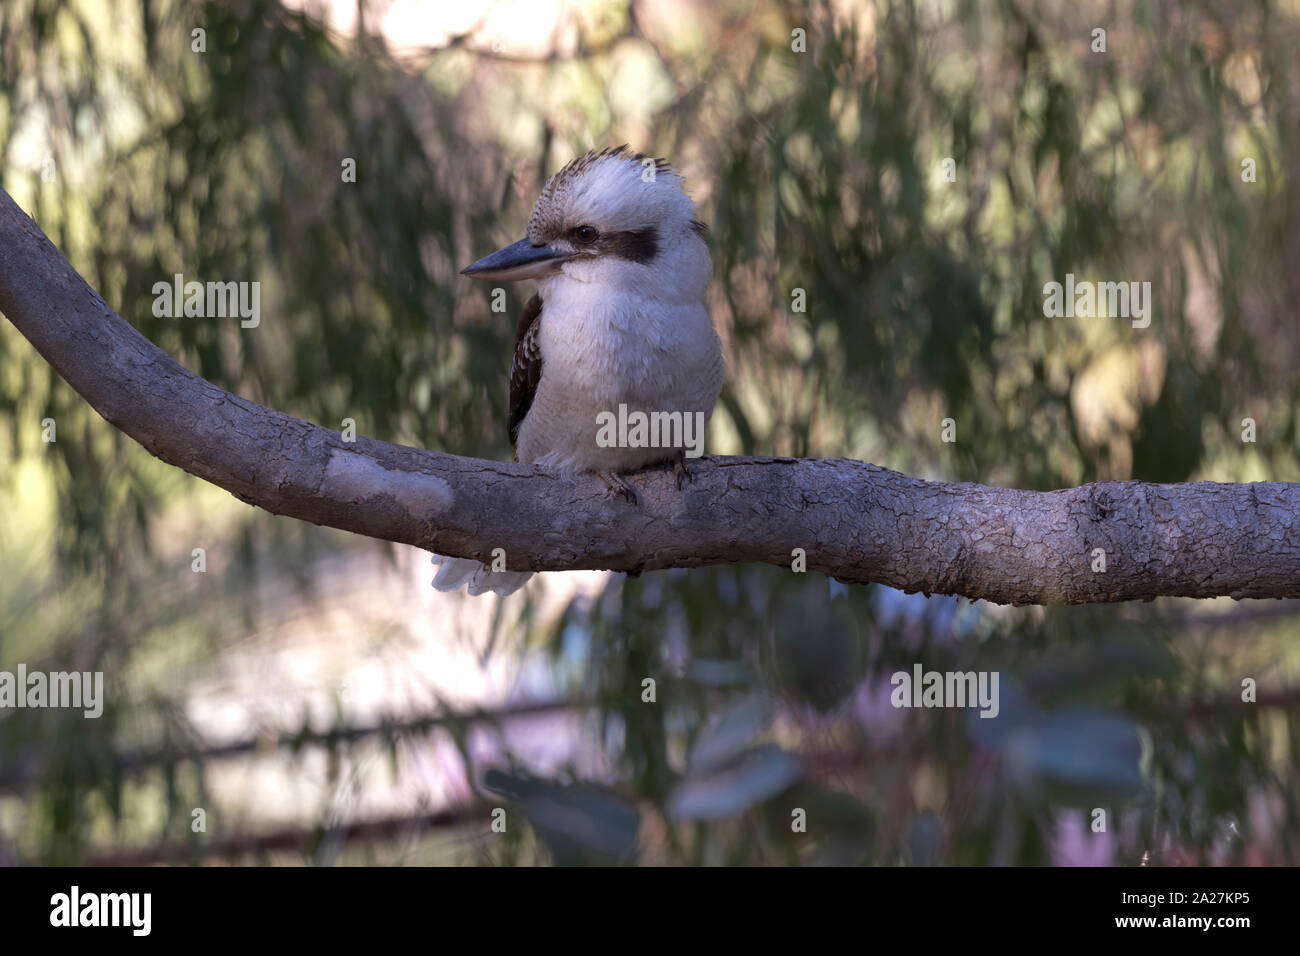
<box><xmin>1004</xmin><ymin>708</ymin><xmax>1147</xmax><ymax>806</ymax></box>
<box><xmin>767</xmin><ymin>586</ymin><xmax>866</xmax><ymax>710</ymax></box>
<box><xmin>687</xmin><ymin>695</ymin><xmax>771</xmax><ymax>771</ymax></box>
<box><xmin>766</xmin><ymin>783</ymin><xmax>875</xmax><ymax>866</ymax></box>
<box><xmin>667</xmin><ymin>745</ymin><xmax>803</xmax><ymax>821</ymax></box>
<box><xmin>686</xmin><ymin>658</ymin><xmax>748</xmax><ymax>687</ymax></box>
<box><xmin>906</xmin><ymin>810</ymin><xmax>943</xmax><ymax>867</ymax></box>
<box><xmin>483</xmin><ymin>770</ymin><xmax>640</xmax><ymax>865</ymax></box>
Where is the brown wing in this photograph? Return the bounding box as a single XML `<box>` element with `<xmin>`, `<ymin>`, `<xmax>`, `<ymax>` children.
<box><xmin>509</xmin><ymin>293</ymin><xmax>544</xmax><ymax>450</ymax></box>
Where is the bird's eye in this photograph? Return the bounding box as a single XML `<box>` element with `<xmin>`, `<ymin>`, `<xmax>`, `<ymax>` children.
<box><xmin>574</xmin><ymin>225</ymin><xmax>599</xmax><ymax>243</ymax></box>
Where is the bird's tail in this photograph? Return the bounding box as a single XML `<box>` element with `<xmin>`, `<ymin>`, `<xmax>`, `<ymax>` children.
<box><xmin>429</xmin><ymin>554</ymin><xmax>533</xmax><ymax>597</ymax></box>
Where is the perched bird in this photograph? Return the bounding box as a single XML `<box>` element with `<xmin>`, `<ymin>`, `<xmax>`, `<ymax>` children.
<box><xmin>431</xmin><ymin>146</ymin><xmax>725</xmax><ymax>596</ymax></box>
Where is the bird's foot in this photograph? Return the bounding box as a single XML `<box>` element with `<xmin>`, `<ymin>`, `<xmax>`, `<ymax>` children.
<box><xmin>597</xmin><ymin>470</ymin><xmax>640</xmax><ymax>505</ymax></box>
<box><xmin>671</xmin><ymin>451</ymin><xmax>694</xmax><ymax>491</ymax></box>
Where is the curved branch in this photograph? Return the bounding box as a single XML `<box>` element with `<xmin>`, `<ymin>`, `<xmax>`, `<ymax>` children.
<box><xmin>2</xmin><ymin>187</ymin><xmax>1297</xmax><ymax>605</ymax></box>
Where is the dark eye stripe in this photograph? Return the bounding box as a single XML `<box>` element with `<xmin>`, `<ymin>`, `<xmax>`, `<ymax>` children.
<box><xmin>601</xmin><ymin>226</ymin><xmax>659</xmax><ymax>263</ymax></box>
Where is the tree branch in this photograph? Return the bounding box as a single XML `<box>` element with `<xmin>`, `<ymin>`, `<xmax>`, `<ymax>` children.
<box><xmin>2</xmin><ymin>187</ymin><xmax>1298</xmax><ymax>605</ymax></box>
<box><xmin>86</xmin><ymin>807</ymin><xmax>486</xmax><ymax>866</ymax></box>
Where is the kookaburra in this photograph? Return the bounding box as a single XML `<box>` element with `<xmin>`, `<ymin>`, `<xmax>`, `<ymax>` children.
<box><xmin>431</xmin><ymin>146</ymin><xmax>725</xmax><ymax>596</ymax></box>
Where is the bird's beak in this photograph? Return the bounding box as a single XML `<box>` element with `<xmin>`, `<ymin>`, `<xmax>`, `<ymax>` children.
<box><xmin>460</xmin><ymin>238</ymin><xmax>573</xmax><ymax>282</ymax></box>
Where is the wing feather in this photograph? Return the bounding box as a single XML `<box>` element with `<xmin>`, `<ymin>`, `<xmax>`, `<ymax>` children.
<box><xmin>508</xmin><ymin>293</ymin><xmax>544</xmax><ymax>450</ymax></box>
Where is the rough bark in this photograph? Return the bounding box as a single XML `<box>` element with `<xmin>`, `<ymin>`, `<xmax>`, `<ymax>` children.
<box><xmin>2</xmin><ymin>187</ymin><xmax>1297</xmax><ymax>605</ymax></box>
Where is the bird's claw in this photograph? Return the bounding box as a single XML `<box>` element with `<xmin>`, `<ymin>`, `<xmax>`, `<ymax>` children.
<box><xmin>597</xmin><ymin>470</ymin><xmax>640</xmax><ymax>505</ymax></box>
<box><xmin>672</xmin><ymin>452</ymin><xmax>693</xmax><ymax>491</ymax></box>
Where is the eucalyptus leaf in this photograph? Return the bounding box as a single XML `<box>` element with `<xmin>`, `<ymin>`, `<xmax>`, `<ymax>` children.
<box><xmin>483</xmin><ymin>770</ymin><xmax>640</xmax><ymax>865</ymax></box>
<box><xmin>667</xmin><ymin>745</ymin><xmax>803</xmax><ymax>820</ymax></box>
<box><xmin>1004</xmin><ymin>708</ymin><xmax>1146</xmax><ymax>806</ymax></box>
<box><xmin>687</xmin><ymin>695</ymin><xmax>771</xmax><ymax>771</ymax></box>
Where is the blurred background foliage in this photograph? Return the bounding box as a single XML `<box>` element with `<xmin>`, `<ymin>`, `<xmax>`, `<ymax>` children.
<box><xmin>1</xmin><ymin>0</ymin><xmax>1298</xmax><ymax>865</ymax></box>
